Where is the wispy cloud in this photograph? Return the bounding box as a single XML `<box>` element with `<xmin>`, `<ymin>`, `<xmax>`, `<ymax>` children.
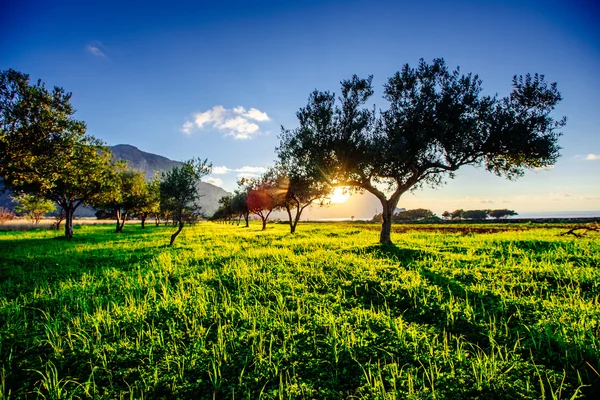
<box><xmin>209</xmin><ymin>165</ymin><xmax>268</xmax><ymax>175</ymax></box>
<box><xmin>585</xmin><ymin>153</ymin><xmax>600</xmax><ymax>161</ymax></box>
<box><xmin>550</xmin><ymin>192</ymin><xmax>573</xmax><ymax>201</ymax></box>
<box><xmin>86</xmin><ymin>42</ymin><xmax>106</xmax><ymax>57</ymax></box>
<box><xmin>464</xmin><ymin>196</ymin><xmax>494</xmax><ymax>204</ymax></box>
<box><xmin>182</xmin><ymin>105</ymin><xmax>270</xmax><ymax>139</ymax></box>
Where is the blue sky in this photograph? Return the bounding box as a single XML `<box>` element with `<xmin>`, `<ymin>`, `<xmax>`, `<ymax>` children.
<box><xmin>2</xmin><ymin>0</ymin><xmax>599</xmax><ymax>218</ymax></box>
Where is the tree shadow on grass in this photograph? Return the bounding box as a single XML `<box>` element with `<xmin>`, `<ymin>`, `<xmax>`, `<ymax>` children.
<box><xmin>347</xmin><ymin>243</ymin><xmax>599</xmax><ymax>398</ymax></box>
<box><xmin>0</xmin><ymin>234</ymin><xmax>162</xmax><ymax>301</ymax></box>
<box><xmin>346</xmin><ymin>244</ymin><xmax>427</xmax><ymax>264</ymax></box>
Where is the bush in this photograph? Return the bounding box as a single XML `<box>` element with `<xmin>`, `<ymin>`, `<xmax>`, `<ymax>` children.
<box><xmin>0</xmin><ymin>207</ymin><xmax>16</xmax><ymax>224</ymax></box>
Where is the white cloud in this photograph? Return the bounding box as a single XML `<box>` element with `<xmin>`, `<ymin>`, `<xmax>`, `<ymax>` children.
<box><xmin>237</xmin><ymin>172</ymin><xmax>261</xmax><ymax>179</ymax></box>
<box><xmin>181</xmin><ymin>121</ymin><xmax>193</xmax><ymax>135</ymax></box>
<box><xmin>233</xmin><ymin>106</ymin><xmax>270</xmax><ymax>121</ymax></box>
<box><xmin>202</xmin><ymin>165</ymin><xmax>268</xmax><ymax>176</ymax></box>
<box><xmin>212</xmin><ymin>166</ymin><xmax>229</xmax><ymax>175</ymax></box>
<box><xmin>585</xmin><ymin>153</ymin><xmax>600</xmax><ymax>161</ymax></box>
<box><xmin>205</xmin><ymin>177</ymin><xmax>223</xmax><ymax>187</ymax></box>
<box><xmin>236</xmin><ymin>166</ymin><xmax>268</xmax><ymax>174</ymax></box>
<box><xmin>182</xmin><ymin>105</ymin><xmax>269</xmax><ymax>139</ymax></box>
<box><xmin>220</xmin><ymin>116</ymin><xmax>259</xmax><ymax>139</ymax></box>
<box><xmin>86</xmin><ymin>42</ymin><xmax>106</xmax><ymax>57</ymax></box>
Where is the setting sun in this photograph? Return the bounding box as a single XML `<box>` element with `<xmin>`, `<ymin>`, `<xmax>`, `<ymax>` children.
<box><xmin>330</xmin><ymin>187</ymin><xmax>350</xmax><ymax>203</ymax></box>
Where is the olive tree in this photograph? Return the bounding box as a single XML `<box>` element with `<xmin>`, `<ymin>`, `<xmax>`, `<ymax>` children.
<box><xmin>13</xmin><ymin>193</ymin><xmax>55</xmax><ymax>223</ymax></box>
<box><xmin>0</xmin><ymin>69</ymin><xmax>114</xmax><ymax>238</ymax></box>
<box><xmin>280</xmin><ymin>58</ymin><xmax>564</xmax><ymax>244</ymax></box>
<box><xmin>93</xmin><ymin>163</ymin><xmax>147</xmax><ymax>233</ymax></box>
<box><xmin>160</xmin><ymin>158</ymin><xmax>211</xmax><ymax>245</ymax></box>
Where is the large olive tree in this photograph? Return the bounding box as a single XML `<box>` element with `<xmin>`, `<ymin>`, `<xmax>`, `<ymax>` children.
<box><xmin>0</xmin><ymin>69</ymin><xmax>114</xmax><ymax>238</ymax></box>
<box><xmin>279</xmin><ymin>58</ymin><xmax>565</xmax><ymax>244</ymax></box>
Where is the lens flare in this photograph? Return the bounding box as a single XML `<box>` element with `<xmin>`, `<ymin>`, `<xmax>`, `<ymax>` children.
<box><xmin>330</xmin><ymin>187</ymin><xmax>350</xmax><ymax>203</ymax></box>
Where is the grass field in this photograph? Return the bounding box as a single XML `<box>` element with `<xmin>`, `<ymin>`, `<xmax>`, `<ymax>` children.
<box><xmin>0</xmin><ymin>222</ymin><xmax>599</xmax><ymax>399</ymax></box>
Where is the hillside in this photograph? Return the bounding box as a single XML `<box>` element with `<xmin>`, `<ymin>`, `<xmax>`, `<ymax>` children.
<box><xmin>0</xmin><ymin>144</ymin><xmax>230</xmax><ymax>217</ymax></box>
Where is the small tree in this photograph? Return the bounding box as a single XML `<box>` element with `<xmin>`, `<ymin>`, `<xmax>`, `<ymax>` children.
<box><xmin>217</xmin><ymin>195</ymin><xmax>234</xmax><ymax>224</ymax></box>
<box><xmin>93</xmin><ymin>163</ymin><xmax>147</xmax><ymax>233</ymax></box>
<box><xmin>13</xmin><ymin>193</ymin><xmax>55</xmax><ymax>223</ymax></box>
<box><xmin>489</xmin><ymin>209</ymin><xmax>518</xmax><ymax>219</ymax></box>
<box><xmin>133</xmin><ymin>173</ymin><xmax>161</xmax><ymax>229</ymax></box>
<box><xmin>266</xmin><ymin>163</ymin><xmax>331</xmax><ymax>234</ymax></box>
<box><xmin>450</xmin><ymin>209</ymin><xmax>464</xmax><ymax>220</ymax></box>
<box><xmin>230</xmin><ymin>189</ymin><xmax>250</xmax><ymax>227</ymax></box>
<box><xmin>461</xmin><ymin>209</ymin><xmax>489</xmax><ymax>220</ymax></box>
<box><xmin>160</xmin><ymin>158</ymin><xmax>211</xmax><ymax>245</ymax></box>
<box><xmin>0</xmin><ymin>207</ymin><xmax>15</xmax><ymax>224</ymax></box>
<box><xmin>245</xmin><ymin>175</ymin><xmax>281</xmax><ymax>231</ymax></box>
<box><xmin>394</xmin><ymin>208</ymin><xmax>434</xmax><ymax>222</ymax></box>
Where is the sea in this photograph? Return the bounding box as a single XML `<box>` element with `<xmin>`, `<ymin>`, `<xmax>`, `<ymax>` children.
<box><xmin>318</xmin><ymin>211</ymin><xmax>600</xmax><ymax>221</ymax></box>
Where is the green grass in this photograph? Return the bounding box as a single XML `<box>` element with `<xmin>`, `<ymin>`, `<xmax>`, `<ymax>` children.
<box><xmin>1</xmin><ymin>222</ymin><xmax>599</xmax><ymax>399</ymax></box>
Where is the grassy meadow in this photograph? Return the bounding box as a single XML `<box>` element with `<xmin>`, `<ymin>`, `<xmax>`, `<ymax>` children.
<box><xmin>0</xmin><ymin>221</ymin><xmax>599</xmax><ymax>399</ymax></box>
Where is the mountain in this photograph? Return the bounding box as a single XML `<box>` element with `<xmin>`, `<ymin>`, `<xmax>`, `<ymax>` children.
<box><xmin>110</xmin><ymin>144</ymin><xmax>182</xmax><ymax>179</ymax></box>
<box><xmin>109</xmin><ymin>144</ymin><xmax>230</xmax><ymax>216</ymax></box>
<box><xmin>0</xmin><ymin>144</ymin><xmax>230</xmax><ymax>217</ymax></box>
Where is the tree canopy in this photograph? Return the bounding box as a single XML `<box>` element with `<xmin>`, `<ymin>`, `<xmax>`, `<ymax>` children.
<box><xmin>279</xmin><ymin>58</ymin><xmax>564</xmax><ymax>244</ymax></box>
<box><xmin>0</xmin><ymin>69</ymin><xmax>114</xmax><ymax>238</ymax></box>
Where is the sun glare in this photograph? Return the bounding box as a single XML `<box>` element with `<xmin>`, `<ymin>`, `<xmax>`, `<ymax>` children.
<box><xmin>330</xmin><ymin>187</ymin><xmax>350</xmax><ymax>203</ymax></box>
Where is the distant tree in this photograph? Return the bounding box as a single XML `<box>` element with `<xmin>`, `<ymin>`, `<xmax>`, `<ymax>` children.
<box><xmin>160</xmin><ymin>158</ymin><xmax>211</xmax><ymax>245</ymax></box>
<box><xmin>93</xmin><ymin>163</ymin><xmax>147</xmax><ymax>233</ymax></box>
<box><xmin>230</xmin><ymin>188</ymin><xmax>250</xmax><ymax>227</ymax></box>
<box><xmin>0</xmin><ymin>207</ymin><xmax>15</xmax><ymax>224</ymax></box>
<box><xmin>0</xmin><ymin>69</ymin><xmax>115</xmax><ymax>238</ymax></box>
<box><xmin>12</xmin><ymin>193</ymin><xmax>55</xmax><ymax>223</ymax></box>
<box><xmin>134</xmin><ymin>172</ymin><xmax>161</xmax><ymax>228</ymax></box>
<box><xmin>489</xmin><ymin>209</ymin><xmax>518</xmax><ymax>219</ymax></box>
<box><xmin>267</xmin><ymin>161</ymin><xmax>332</xmax><ymax>234</ymax></box>
<box><xmin>442</xmin><ymin>211</ymin><xmax>452</xmax><ymax>220</ymax></box>
<box><xmin>394</xmin><ymin>208</ymin><xmax>434</xmax><ymax>222</ymax></box>
<box><xmin>461</xmin><ymin>209</ymin><xmax>489</xmax><ymax>220</ymax></box>
<box><xmin>450</xmin><ymin>209</ymin><xmax>464</xmax><ymax>220</ymax></box>
<box><xmin>94</xmin><ymin>209</ymin><xmax>112</xmax><ymax>220</ymax></box>
<box><xmin>279</xmin><ymin>59</ymin><xmax>565</xmax><ymax>244</ymax></box>
<box><xmin>218</xmin><ymin>195</ymin><xmax>234</xmax><ymax>223</ymax></box>
<box><xmin>245</xmin><ymin>175</ymin><xmax>281</xmax><ymax>231</ymax></box>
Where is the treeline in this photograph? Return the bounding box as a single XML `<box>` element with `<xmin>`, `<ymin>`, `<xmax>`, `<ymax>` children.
<box><xmin>372</xmin><ymin>208</ymin><xmax>438</xmax><ymax>223</ymax></box>
<box><xmin>442</xmin><ymin>209</ymin><xmax>518</xmax><ymax>220</ymax></box>
<box><xmin>370</xmin><ymin>208</ymin><xmax>518</xmax><ymax>222</ymax></box>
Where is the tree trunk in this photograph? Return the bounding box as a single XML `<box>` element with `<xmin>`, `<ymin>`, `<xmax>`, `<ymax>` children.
<box><xmin>141</xmin><ymin>213</ymin><xmax>147</xmax><ymax>229</ymax></box>
<box><xmin>115</xmin><ymin>210</ymin><xmax>122</xmax><ymax>233</ymax></box>
<box><xmin>261</xmin><ymin>217</ymin><xmax>267</xmax><ymax>230</ymax></box>
<box><xmin>244</xmin><ymin>213</ymin><xmax>249</xmax><ymax>227</ymax></box>
<box><xmin>170</xmin><ymin>220</ymin><xmax>184</xmax><ymax>245</ymax></box>
<box><xmin>379</xmin><ymin>199</ymin><xmax>396</xmax><ymax>245</ymax></box>
<box><xmin>285</xmin><ymin>205</ymin><xmax>294</xmax><ymax>233</ymax></box>
<box><xmin>64</xmin><ymin>206</ymin><xmax>75</xmax><ymax>238</ymax></box>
